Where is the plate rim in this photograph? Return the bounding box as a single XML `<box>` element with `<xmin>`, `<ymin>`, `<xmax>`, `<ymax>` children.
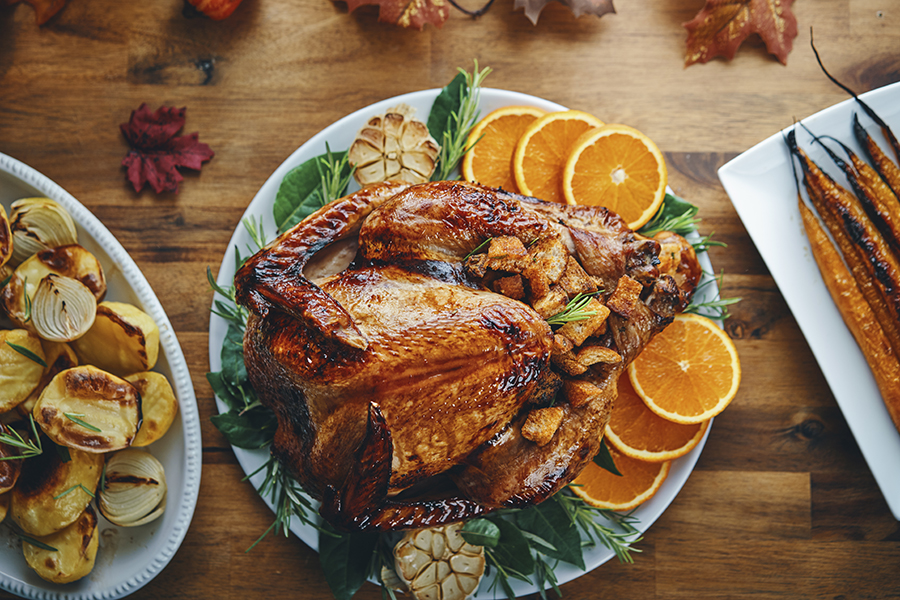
<box><xmin>208</xmin><ymin>87</ymin><xmax>716</xmax><ymax>596</ymax></box>
<box><xmin>0</xmin><ymin>151</ymin><xmax>203</xmax><ymax>599</ymax></box>
<box><xmin>717</xmin><ymin>81</ymin><xmax>900</xmax><ymax>520</ymax></box>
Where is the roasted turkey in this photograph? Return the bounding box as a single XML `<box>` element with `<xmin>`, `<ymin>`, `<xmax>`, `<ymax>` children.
<box><xmin>234</xmin><ymin>180</ymin><xmax>701</xmax><ymax>531</ymax></box>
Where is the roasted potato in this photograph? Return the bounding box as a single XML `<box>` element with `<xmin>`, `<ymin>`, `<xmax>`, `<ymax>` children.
<box><xmin>0</xmin><ymin>491</ymin><xmax>9</xmax><ymax>522</ymax></box>
<box><xmin>17</xmin><ymin>340</ymin><xmax>79</xmax><ymax>418</ymax></box>
<box><xmin>0</xmin><ymin>244</ymin><xmax>106</xmax><ymax>330</ymax></box>
<box><xmin>22</xmin><ymin>504</ymin><xmax>99</xmax><ymax>584</ymax></box>
<box><xmin>0</xmin><ymin>423</ymin><xmax>25</xmax><ymax>494</ymax></box>
<box><xmin>0</xmin><ymin>204</ymin><xmax>12</xmax><ymax>268</ymax></box>
<box><xmin>0</xmin><ymin>329</ymin><xmax>46</xmax><ymax>413</ymax></box>
<box><xmin>72</xmin><ymin>301</ymin><xmax>159</xmax><ymax>375</ymax></box>
<box><xmin>34</xmin><ymin>365</ymin><xmax>141</xmax><ymax>453</ymax></box>
<box><xmin>125</xmin><ymin>371</ymin><xmax>178</xmax><ymax>447</ymax></box>
<box><xmin>9</xmin><ymin>446</ymin><xmax>103</xmax><ymax>536</ymax></box>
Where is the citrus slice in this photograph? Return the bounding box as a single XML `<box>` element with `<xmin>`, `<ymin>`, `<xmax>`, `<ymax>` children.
<box><xmin>606</xmin><ymin>374</ymin><xmax>710</xmax><ymax>462</ymax></box>
<box><xmin>570</xmin><ymin>447</ymin><xmax>670</xmax><ymax>511</ymax></box>
<box><xmin>627</xmin><ymin>313</ymin><xmax>741</xmax><ymax>424</ymax></box>
<box><xmin>461</xmin><ymin>106</ymin><xmax>547</xmax><ymax>192</ymax></box>
<box><xmin>512</xmin><ymin>110</ymin><xmax>605</xmax><ymax>204</ymax></box>
<box><xmin>561</xmin><ymin>123</ymin><xmax>667</xmax><ymax>229</ymax></box>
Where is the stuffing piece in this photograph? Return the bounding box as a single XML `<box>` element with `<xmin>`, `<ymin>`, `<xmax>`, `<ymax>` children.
<box><xmin>494</xmin><ymin>274</ymin><xmax>525</xmax><ymax>300</ymax></box>
<box><xmin>562</xmin><ymin>378</ymin><xmax>603</xmax><ymax>409</ymax></box>
<box><xmin>576</xmin><ymin>344</ymin><xmax>622</xmax><ymax>366</ymax></box>
<box><xmin>528</xmin><ymin>236</ymin><xmax>568</xmax><ymax>283</ymax></box>
<box><xmin>521</xmin><ymin>406</ymin><xmax>565</xmax><ymax>446</ymax></box>
<box><xmin>557</xmin><ymin>298</ymin><xmax>610</xmax><ymax>346</ymax></box>
<box><xmin>558</xmin><ymin>255</ymin><xmax>598</xmax><ymax>297</ymax></box>
<box><xmin>606</xmin><ymin>275</ymin><xmax>644</xmax><ymax>318</ymax></box>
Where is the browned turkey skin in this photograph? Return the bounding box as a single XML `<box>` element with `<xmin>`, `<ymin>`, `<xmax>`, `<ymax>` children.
<box><xmin>235</xmin><ymin>180</ymin><xmax>701</xmax><ymax>531</ymax></box>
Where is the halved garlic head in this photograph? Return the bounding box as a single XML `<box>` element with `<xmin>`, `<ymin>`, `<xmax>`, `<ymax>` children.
<box><xmin>98</xmin><ymin>448</ymin><xmax>166</xmax><ymax>527</ymax></box>
<box><xmin>71</xmin><ymin>301</ymin><xmax>159</xmax><ymax>376</ymax></box>
<box><xmin>33</xmin><ymin>365</ymin><xmax>141</xmax><ymax>453</ymax></box>
<box><xmin>9</xmin><ymin>198</ymin><xmax>78</xmax><ymax>266</ymax></box>
<box><xmin>393</xmin><ymin>522</ymin><xmax>486</xmax><ymax>600</ymax></box>
<box><xmin>31</xmin><ymin>274</ymin><xmax>97</xmax><ymax>343</ymax></box>
<box><xmin>125</xmin><ymin>372</ymin><xmax>179</xmax><ymax>447</ymax></box>
<box><xmin>0</xmin><ymin>244</ymin><xmax>106</xmax><ymax>330</ymax></box>
<box><xmin>0</xmin><ymin>204</ymin><xmax>12</xmax><ymax>268</ymax></box>
<box><xmin>22</xmin><ymin>504</ymin><xmax>99</xmax><ymax>584</ymax></box>
<box><xmin>348</xmin><ymin>104</ymin><xmax>440</xmax><ymax>186</ymax></box>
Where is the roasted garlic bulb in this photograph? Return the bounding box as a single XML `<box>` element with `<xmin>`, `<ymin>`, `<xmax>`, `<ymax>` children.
<box><xmin>348</xmin><ymin>104</ymin><xmax>440</xmax><ymax>186</ymax></box>
<box><xmin>98</xmin><ymin>448</ymin><xmax>167</xmax><ymax>527</ymax></box>
<box><xmin>9</xmin><ymin>198</ymin><xmax>78</xmax><ymax>266</ymax></box>
<box><xmin>393</xmin><ymin>522</ymin><xmax>486</xmax><ymax>600</ymax></box>
<box><xmin>31</xmin><ymin>274</ymin><xmax>97</xmax><ymax>343</ymax></box>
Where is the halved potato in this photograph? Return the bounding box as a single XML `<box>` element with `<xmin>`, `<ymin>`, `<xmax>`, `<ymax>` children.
<box><xmin>17</xmin><ymin>340</ymin><xmax>79</xmax><ymax>418</ymax></box>
<box><xmin>72</xmin><ymin>301</ymin><xmax>159</xmax><ymax>375</ymax></box>
<box><xmin>0</xmin><ymin>204</ymin><xmax>12</xmax><ymax>268</ymax></box>
<box><xmin>125</xmin><ymin>372</ymin><xmax>178</xmax><ymax>446</ymax></box>
<box><xmin>0</xmin><ymin>423</ymin><xmax>24</xmax><ymax>494</ymax></box>
<box><xmin>0</xmin><ymin>244</ymin><xmax>106</xmax><ymax>330</ymax></box>
<box><xmin>22</xmin><ymin>504</ymin><xmax>99</xmax><ymax>584</ymax></box>
<box><xmin>0</xmin><ymin>329</ymin><xmax>46</xmax><ymax>413</ymax></box>
<box><xmin>34</xmin><ymin>365</ymin><xmax>141</xmax><ymax>453</ymax></box>
<box><xmin>9</xmin><ymin>446</ymin><xmax>103</xmax><ymax>536</ymax></box>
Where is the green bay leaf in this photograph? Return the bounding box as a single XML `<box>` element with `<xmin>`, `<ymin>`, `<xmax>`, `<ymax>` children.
<box><xmin>516</xmin><ymin>498</ymin><xmax>585</xmax><ymax>569</ymax></box>
<box><xmin>318</xmin><ymin>522</ymin><xmax>379</xmax><ymax>600</ymax></box>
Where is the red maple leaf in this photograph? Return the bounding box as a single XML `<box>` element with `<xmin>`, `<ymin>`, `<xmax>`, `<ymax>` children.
<box><xmin>5</xmin><ymin>0</ymin><xmax>68</xmax><ymax>25</ymax></box>
<box><xmin>120</xmin><ymin>104</ymin><xmax>215</xmax><ymax>195</ymax></box>
<box><xmin>339</xmin><ymin>0</ymin><xmax>450</xmax><ymax>29</ymax></box>
<box><xmin>683</xmin><ymin>0</ymin><xmax>798</xmax><ymax>67</ymax></box>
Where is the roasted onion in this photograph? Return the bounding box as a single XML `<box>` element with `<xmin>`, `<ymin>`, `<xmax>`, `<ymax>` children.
<box><xmin>31</xmin><ymin>274</ymin><xmax>97</xmax><ymax>343</ymax></box>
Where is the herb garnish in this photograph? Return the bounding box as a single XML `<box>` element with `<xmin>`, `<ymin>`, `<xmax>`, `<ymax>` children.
<box><xmin>53</xmin><ymin>483</ymin><xmax>96</xmax><ymax>500</ymax></box>
<box><xmin>0</xmin><ymin>416</ymin><xmax>43</xmax><ymax>461</ymax></box>
<box><xmin>429</xmin><ymin>61</ymin><xmax>492</xmax><ymax>181</ymax></box>
<box><xmin>64</xmin><ymin>413</ymin><xmax>102</xmax><ymax>433</ymax></box>
<box><xmin>17</xmin><ymin>533</ymin><xmax>58</xmax><ymax>552</ymax></box>
<box><xmin>6</xmin><ymin>341</ymin><xmax>48</xmax><ymax>367</ymax></box>
<box><xmin>546</xmin><ymin>292</ymin><xmax>599</xmax><ymax>327</ymax></box>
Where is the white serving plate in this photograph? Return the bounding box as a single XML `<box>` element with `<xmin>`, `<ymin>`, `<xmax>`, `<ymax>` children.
<box><xmin>0</xmin><ymin>152</ymin><xmax>202</xmax><ymax>598</ymax></box>
<box><xmin>718</xmin><ymin>81</ymin><xmax>900</xmax><ymax>520</ymax></box>
<box><xmin>209</xmin><ymin>88</ymin><xmax>719</xmax><ymax>596</ymax></box>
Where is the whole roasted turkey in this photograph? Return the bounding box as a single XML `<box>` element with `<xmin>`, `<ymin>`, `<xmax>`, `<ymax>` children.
<box><xmin>234</xmin><ymin>180</ymin><xmax>701</xmax><ymax>531</ymax></box>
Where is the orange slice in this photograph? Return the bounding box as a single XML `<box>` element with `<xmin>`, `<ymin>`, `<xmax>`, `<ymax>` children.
<box><xmin>570</xmin><ymin>447</ymin><xmax>670</xmax><ymax>511</ymax></box>
<box><xmin>606</xmin><ymin>374</ymin><xmax>710</xmax><ymax>463</ymax></box>
<box><xmin>461</xmin><ymin>106</ymin><xmax>547</xmax><ymax>192</ymax></box>
<box><xmin>561</xmin><ymin>123</ymin><xmax>667</xmax><ymax>229</ymax></box>
<box><xmin>628</xmin><ymin>313</ymin><xmax>741</xmax><ymax>424</ymax></box>
<box><xmin>513</xmin><ymin>110</ymin><xmax>605</xmax><ymax>204</ymax></box>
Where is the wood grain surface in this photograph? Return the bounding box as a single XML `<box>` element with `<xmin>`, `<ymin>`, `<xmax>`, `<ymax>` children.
<box><xmin>1</xmin><ymin>0</ymin><xmax>899</xmax><ymax>598</ymax></box>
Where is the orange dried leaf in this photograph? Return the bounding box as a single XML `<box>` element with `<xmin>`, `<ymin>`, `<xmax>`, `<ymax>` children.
<box><xmin>683</xmin><ymin>0</ymin><xmax>798</xmax><ymax>67</ymax></box>
<box><xmin>341</xmin><ymin>0</ymin><xmax>450</xmax><ymax>28</ymax></box>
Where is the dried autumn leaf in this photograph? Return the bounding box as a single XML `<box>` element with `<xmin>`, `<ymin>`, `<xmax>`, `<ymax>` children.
<box><xmin>340</xmin><ymin>0</ymin><xmax>450</xmax><ymax>29</ymax></box>
<box><xmin>120</xmin><ymin>104</ymin><xmax>215</xmax><ymax>195</ymax></box>
<box><xmin>514</xmin><ymin>0</ymin><xmax>615</xmax><ymax>25</ymax></box>
<box><xmin>5</xmin><ymin>0</ymin><xmax>67</xmax><ymax>25</ymax></box>
<box><xmin>683</xmin><ymin>0</ymin><xmax>798</xmax><ymax>67</ymax></box>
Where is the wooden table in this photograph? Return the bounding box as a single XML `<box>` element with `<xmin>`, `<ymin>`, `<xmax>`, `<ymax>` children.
<box><xmin>2</xmin><ymin>0</ymin><xmax>899</xmax><ymax>598</ymax></box>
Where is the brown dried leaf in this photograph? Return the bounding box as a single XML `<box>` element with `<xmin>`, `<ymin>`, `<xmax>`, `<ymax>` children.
<box><xmin>514</xmin><ymin>0</ymin><xmax>615</xmax><ymax>25</ymax></box>
<box><xmin>341</xmin><ymin>0</ymin><xmax>451</xmax><ymax>28</ymax></box>
<box><xmin>683</xmin><ymin>0</ymin><xmax>798</xmax><ymax>67</ymax></box>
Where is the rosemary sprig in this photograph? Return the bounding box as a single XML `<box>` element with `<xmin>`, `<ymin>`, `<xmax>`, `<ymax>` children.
<box><xmin>463</xmin><ymin>237</ymin><xmax>493</xmax><ymax>260</ymax></box>
<box><xmin>53</xmin><ymin>483</ymin><xmax>95</xmax><ymax>500</ymax></box>
<box><xmin>434</xmin><ymin>62</ymin><xmax>492</xmax><ymax>180</ymax></box>
<box><xmin>546</xmin><ymin>292</ymin><xmax>599</xmax><ymax>327</ymax></box>
<box><xmin>0</xmin><ymin>415</ymin><xmax>43</xmax><ymax>461</ymax></box>
<box><xmin>23</xmin><ymin>276</ymin><xmax>33</xmax><ymax>323</ymax></box>
<box><xmin>17</xmin><ymin>533</ymin><xmax>58</xmax><ymax>552</ymax></box>
<box><xmin>0</xmin><ymin>273</ymin><xmax>11</xmax><ymax>289</ymax></box>
<box><xmin>556</xmin><ymin>491</ymin><xmax>642</xmax><ymax>564</ymax></box>
<box><xmin>244</xmin><ymin>455</ymin><xmax>323</xmax><ymax>552</ymax></box>
<box><xmin>64</xmin><ymin>413</ymin><xmax>102</xmax><ymax>433</ymax></box>
<box><xmin>242</xmin><ymin>215</ymin><xmax>268</xmax><ymax>252</ymax></box>
<box><xmin>687</xmin><ymin>271</ymin><xmax>742</xmax><ymax>320</ymax></box>
<box><xmin>639</xmin><ymin>206</ymin><xmax>700</xmax><ymax>238</ymax></box>
<box><xmin>6</xmin><ymin>341</ymin><xmax>47</xmax><ymax>367</ymax></box>
<box><xmin>316</xmin><ymin>143</ymin><xmax>354</xmax><ymax>205</ymax></box>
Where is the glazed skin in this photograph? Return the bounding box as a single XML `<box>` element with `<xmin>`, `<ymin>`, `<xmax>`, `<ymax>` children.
<box><xmin>235</xmin><ymin>181</ymin><xmax>700</xmax><ymax>531</ymax></box>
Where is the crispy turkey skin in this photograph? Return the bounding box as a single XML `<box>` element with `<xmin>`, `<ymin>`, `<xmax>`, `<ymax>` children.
<box><xmin>235</xmin><ymin>180</ymin><xmax>701</xmax><ymax>531</ymax></box>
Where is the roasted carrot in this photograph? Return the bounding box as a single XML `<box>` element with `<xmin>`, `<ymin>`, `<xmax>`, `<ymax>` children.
<box><xmin>854</xmin><ymin>114</ymin><xmax>900</xmax><ymax>199</ymax></box>
<box><xmin>787</xmin><ymin>129</ymin><xmax>900</xmax><ymax>354</ymax></box>
<box><xmin>799</xmin><ymin>198</ymin><xmax>900</xmax><ymax>433</ymax></box>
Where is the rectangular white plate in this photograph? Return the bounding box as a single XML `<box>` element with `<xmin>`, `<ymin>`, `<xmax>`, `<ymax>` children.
<box><xmin>718</xmin><ymin>82</ymin><xmax>900</xmax><ymax>520</ymax></box>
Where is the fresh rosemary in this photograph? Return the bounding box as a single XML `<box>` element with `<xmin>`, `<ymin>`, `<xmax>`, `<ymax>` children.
<box><xmin>64</xmin><ymin>413</ymin><xmax>102</xmax><ymax>433</ymax></box>
<box><xmin>546</xmin><ymin>292</ymin><xmax>599</xmax><ymax>327</ymax></box>
<box><xmin>317</xmin><ymin>143</ymin><xmax>354</xmax><ymax>204</ymax></box>
<box><xmin>555</xmin><ymin>491</ymin><xmax>642</xmax><ymax>564</ymax></box>
<box><xmin>6</xmin><ymin>341</ymin><xmax>47</xmax><ymax>367</ymax></box>
<box><xmin>0</xmin><ymin>416</ymin><xmax>43</xmax><ymax>461</ymax></box>
<box><xmin>433</xmin><ymin>62</ymin><xmax>492</xmax><ymax>180</ymax></box>
<box><xmin>17</xmin><ymin>533</ymin><xmax>58</xmax><ymax>552</ymax></box>
<box><xmin>53</xmin><ymin>483</ymin><xmax>96</xmax><ymax>500</ymax></box>
<box><xmin>686</xmin><ymin>270</ymin><xmax>741</xmax><ymax>320</ymax></box>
